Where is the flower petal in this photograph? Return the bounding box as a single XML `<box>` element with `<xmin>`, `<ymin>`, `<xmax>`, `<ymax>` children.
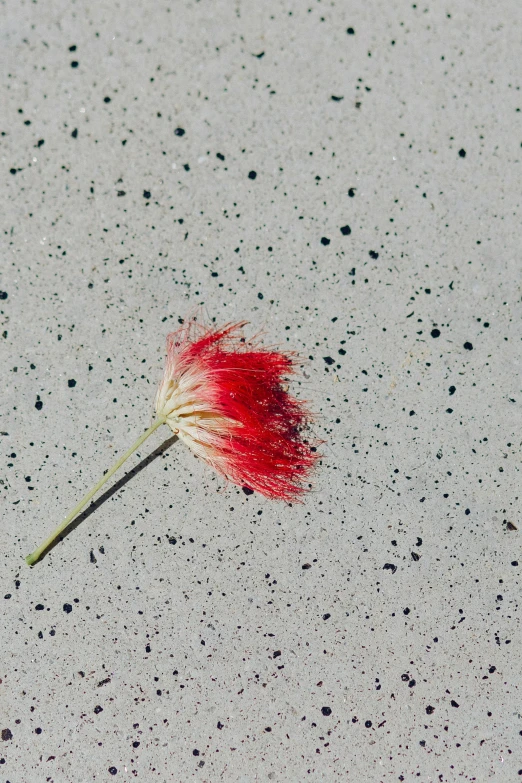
<box><xmin>156</xmin><ymin>321</ymin><xmax>320</xmax><ymax>500</ymax></box>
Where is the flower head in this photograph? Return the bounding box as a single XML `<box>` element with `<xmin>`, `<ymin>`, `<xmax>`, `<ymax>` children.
<box><xmin>155</xmin><ymin>320</ymin><xmax>319</xmax><ymax>500</ymax></box>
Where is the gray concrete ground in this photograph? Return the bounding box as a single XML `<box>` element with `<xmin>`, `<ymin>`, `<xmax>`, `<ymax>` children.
<box><xmin>2</xmin><ymin>0</ymin><xmax>521</xmax><ymax>780</ymax></box>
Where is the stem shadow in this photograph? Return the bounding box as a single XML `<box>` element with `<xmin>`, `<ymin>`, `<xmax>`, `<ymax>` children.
<box><xmin>38</xmin><ymin>434</ymin><xmax>178</xmax><ymax>561</ymax></box>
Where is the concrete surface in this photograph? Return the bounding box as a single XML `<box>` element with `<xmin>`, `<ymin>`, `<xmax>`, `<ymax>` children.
<box><xmin>2</xmin><ymin>0</ymin><xmax>521</xmax><ymax>780</ymax></box>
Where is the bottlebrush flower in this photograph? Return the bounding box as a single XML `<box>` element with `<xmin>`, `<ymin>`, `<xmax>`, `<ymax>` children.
<box><xmin>155</xmin><ymin>320</ymin><xmax>319</xmax><ymax>500</ymax></box>
<box><xmin>25</xmin><ymin>319</ymin><xmax>319</xmax><ymax>565</ymax></box>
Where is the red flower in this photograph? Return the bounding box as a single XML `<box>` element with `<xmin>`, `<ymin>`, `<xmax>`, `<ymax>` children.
<box><xmin>155</xmin><ymin>320</ymin><xmax>319</xmax><ymax>500</ymax></box>
<box><xmin>26</xmin><ymin>319</ymin><xmax>321</xmax><ymax>566</ymax></box>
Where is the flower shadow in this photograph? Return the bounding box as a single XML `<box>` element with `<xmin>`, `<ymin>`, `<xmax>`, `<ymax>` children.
<box><xmin>40</xmin><ymin>433</ymin><xmax>178</xmax><ymax>561</ymax></box>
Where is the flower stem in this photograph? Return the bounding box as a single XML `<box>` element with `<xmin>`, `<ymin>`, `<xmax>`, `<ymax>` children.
<box><xmin>25</xmin><ymin>418</ymin><xmax>166</xmax><ymax>566</ymax></box>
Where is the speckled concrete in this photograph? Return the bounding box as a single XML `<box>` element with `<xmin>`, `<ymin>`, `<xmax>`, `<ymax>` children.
<box><xmin>2</xmin><ymin>0</ymin><xmax>521</xmax><ymax>781</ymax></box>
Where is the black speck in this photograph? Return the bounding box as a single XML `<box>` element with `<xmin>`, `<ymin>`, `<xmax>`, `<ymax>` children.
<box><xmin>217</xmin><ymin>721</ymin><xmax>224</xmax><ymax>729</ymax></box>
<box><xmin>4</xmin><ymin>594</ymin><xmax>11</xmax><ymax>600</ymax></box>
<box><xmin>403</xmin><ymin>607</ymin><xmax>410</xmax><ymax>615</ymax></box>
<box><xmin>132</xmin><ymin>741</ymin><xmax>140</xmax><ymax>748</ymax></box>
<box><xmin>348</xmin><ymin>188</ymin><xmax>356</xmax><ymax>197</ymax></box>
<box><xmin>68</xmin><ymin>379</ymin><xmax>76</xmax><ymax>388</ymax></box>
<box><xmin>248</xmin><ymin>170</ymin><xmax>257</xmax><ymax>180</ymax></box>
<box><xmin>449</xmin><ymin>385</ymin><xmax>456</xmax><ymax>395</ymax></box>
<box><xmin>369</xmin><ymin>250</ymin><xmax>379</xmax><ymax>259</ymax></box>
<box><xmin>183</xmin><ymin>163</ymin><xmax>190</xmax><ymax>171</ymax></box>
<box><xmin>1</xmin><ymin>729</ymin><xmax>13</xmax><ymax>741</ymax></box>
<box><xmin>340</xmin><ymin>225</ymin><xmax>351</xmax><ymax>236</ymax></box>
<box><xmin>174</xmin><ymin>127</ymin><xmax>185</xmax><ymax>136</ymax></box>
<box><xmin>35</xmin><ymin>400</ymin><xmax>43</xmax><ymax>410</ymax></box>
<box><xmin>323</xmin><ymin>356</ymin><xmax>334</xmax><ymax>365</ymax></box>
<box><xmin>94</xmin><ymin>705</ymin><xmax>103</xmax><ymax>714</ymax></box>
<box><xmin>430</xmin><ymin>328</ymin><xmax>440</xmax><ymax>338</ymax></box>
<box><xmin>426</xmin><ymin>705</ymin><xmax>435</xmax><ymax>714</ymax></box>
<box><xmin>35</xmin><ymin>604</ymin><xmax>44</xmax><ymax>611</ymax></box>
<box><xmin>117</xmin><ymin>190</ymin><xmax>126</xmax><ymax>197</ymax></box>
<box><xmin>168</xmin><ymin>537</ymin><xmax>177</xmax><ymax>545</ymax></box>
<box><xmin>143</xmin><ymin>190</ymin><xmax>151</xmax><ymax>199</ymax></box>
<box><xmin>347</xmin><ymin>27</ymin><xmax>355</xmax><ymax>34</ymax></box>
<box><xmin>216</xmin><ymin>152</ymin><xmax>225</xmax><ymax>160</ymax></box>
<box><xmin>108</xmin><ymin>767</ymin><xmax>117</xmax><ymax>775</ymax></box>
<box><xmin>0</xmin><ymin>291</ymin><xmax>8</xmax><ymax>300</ymax></box>
<box><xmin>273</xmin><ymin>650</ymin><xmax>281</xmax><ymax>658</ymax></box>
<box><xmin>321</xmin><ymin>707</ymin><xmax>332</xmax><ymax>716</ymax></box>
<box><xmin>192</xmin><ymin>749</ymin><xmax>200</xmax><ymax>756</ymax></box>
<box><xmin>145</xmin><ymin>644</ymin><xmax>151</xmax><ymax>653</ymax></box>
<box><xmin>70</xmin><ymin>61</ymin><xmax>79</xmax><ymax>68</ymax></box>
<box><xmin>71</xmin><ymin>128</ymin><xmax>78</xmax><ymax>138</ymax></box>
<box><xmin>320</xmin><ymin>237</ymin><xmax>330</xmax><ymax>246</ymax></box>
<box><xmin>69</xmin><ymin>45</ymin><xmax>77</xmax><ymax>51</ymax></box>
<box><xmin>446</xmin><ymin>408</ymin><xmax>453</xmax><ymax>414</ymax></box>
<box><xmin>242</xmin><ymin>486</ymin><xmax>254</xmax><ymax>495</ymax></box>
<box><xmin>512</xmin><ymin>560</ymin><xmax>519</xmax><ymax>567</ymax></box>
<box><xmin>458</xmin><ymin>148</ymin><xmax>466</xmax><ymax>157</ymax></box>
<box><xmin>364</xmin><ymin>720</ymin><xmax>372</xmax><ymax>728</ymax></box>
<box><xmin>257</xmin><ymin>292</ymin><xmax>264</xmax><ymax>299</ymax></box>
<box><xmin>331</xmin><ymin>95</ymin><xmax>344</xmax><ymax>102</ymax></box>
<box><xmin>451</xmin><ymin>700</ymin><xmax>459</xmax><ymax>708</ymax></box>
<box><xmin>322</xmin><ymin>613</ymin><xmax>331</xmax><ymax>620</ymax></box>
<box><xmin>63</xmin><ymin>603</ymin><xmax>72</xmax><ymax>613</ymax></box>
<box><xmin>383</xmin><ymin>563</ymin><xmax>397</xmax><ymax>574</ymax></box>
<box><xmin>302</xmin><ymin>563</ymin><xmax>311</xmax><ymax>570</ymax></box>
<box><xmin>463</xmin><ymin>341</ymin><xmax>473</xmax><ymax>350</ymax></box>
<box><xmin>36</xmin><ymin>139</ymin><xmax>44</xmax><ymax>147</ymax></box>
<box><xmin>103</xmin><ymin>96</ymin><xmax>111</xmax><ymax>103</ymax></box>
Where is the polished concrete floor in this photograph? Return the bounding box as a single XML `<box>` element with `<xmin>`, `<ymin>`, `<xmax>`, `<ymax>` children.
<box><xmin>2</xmin><ymin>0</ymin><xmax>521</xmax><ymax>780</ymax></box>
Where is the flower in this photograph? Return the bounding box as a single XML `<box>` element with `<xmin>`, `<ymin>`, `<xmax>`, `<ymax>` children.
<box><xmin>26</xmin><ymin>318</ymin><xmax>320</xmax><ymax>566</ymax></box>
<box><xmin>155</xmin><ymin>320</ymin><xmax>319</xmax><ymax>500</ymax></box>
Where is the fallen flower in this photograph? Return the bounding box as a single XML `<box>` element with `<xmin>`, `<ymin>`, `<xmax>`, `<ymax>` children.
<box><xmin>25</xmin><ymin>320</ymin><xmax>319</xmax><ymax>565</ymax></box>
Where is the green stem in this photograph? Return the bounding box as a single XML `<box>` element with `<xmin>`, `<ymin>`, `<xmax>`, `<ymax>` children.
<box><xmin>25</xmin><ymin>418</ymin><xmax>166</xmax><ymax>566</ymax></box>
